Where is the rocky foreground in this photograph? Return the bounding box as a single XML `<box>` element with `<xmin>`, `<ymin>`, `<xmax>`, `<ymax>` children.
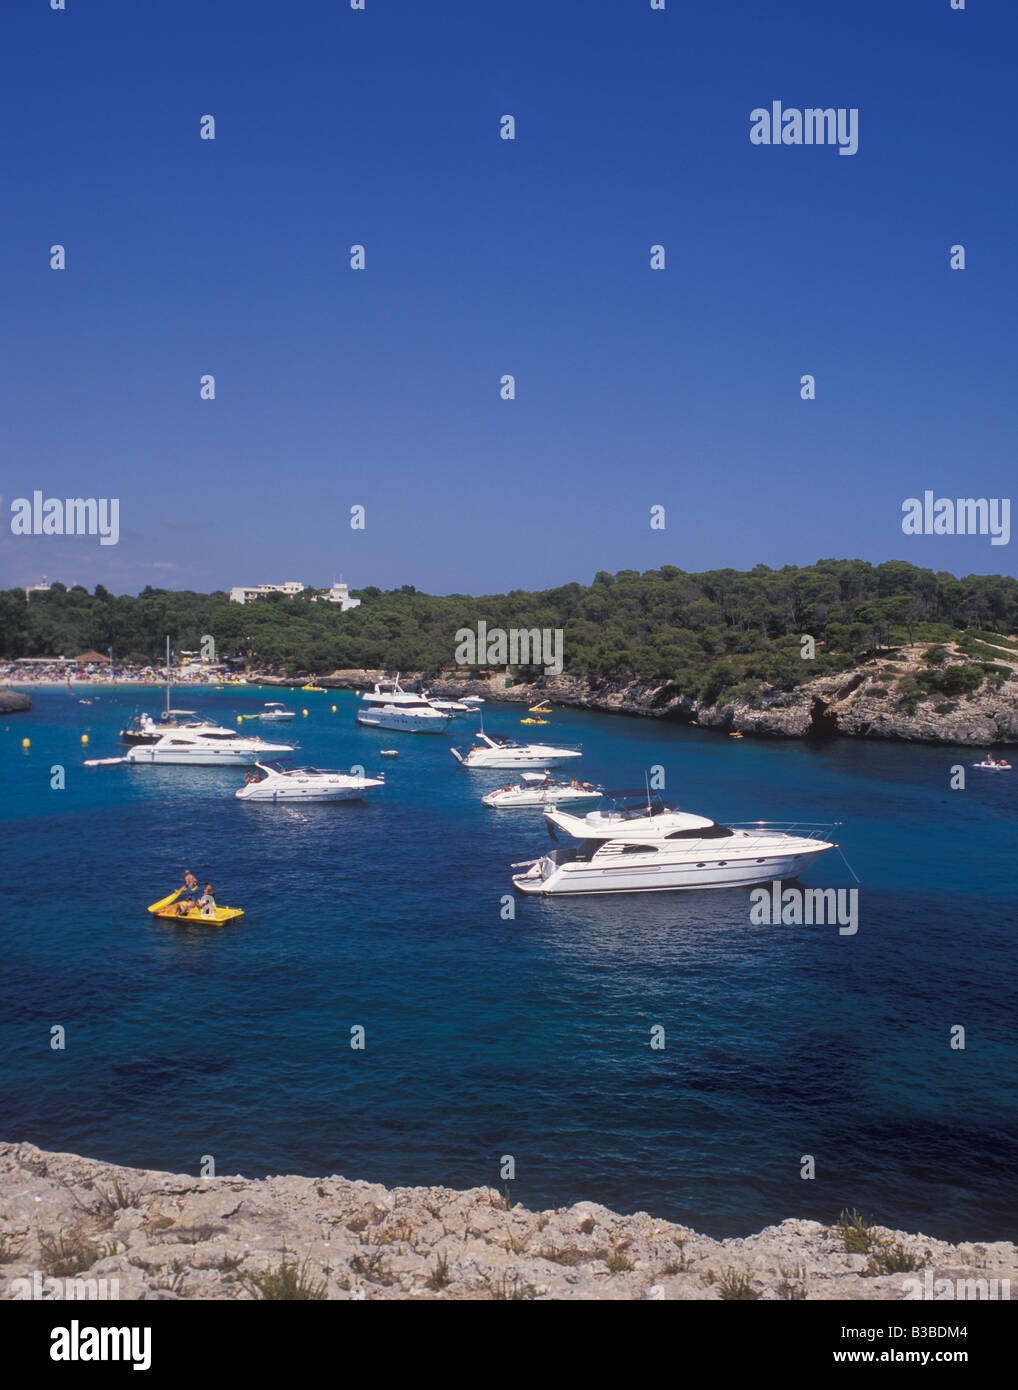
<box><xmin>1</xmin><ymin>1144</ymin><xmax>1014</xmax><ymax>1301</ymax></box>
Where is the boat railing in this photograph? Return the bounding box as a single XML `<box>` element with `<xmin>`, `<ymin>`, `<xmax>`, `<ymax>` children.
<box><xmin>727</xmin><ymin>821</ymin><xmax>840</xmax><ymax>846</ymax></box>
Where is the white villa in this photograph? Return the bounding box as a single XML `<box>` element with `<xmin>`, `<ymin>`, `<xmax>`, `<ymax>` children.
<box><xmin>229</xmin><ymin>581</ymin><xmax>306</xmax><ymax>604</ymax></box>
<box><xmin>229</xmin><ymin>580</ymin><xmax>360</xmax><ymax>611</ymax></box>
<box><xmin>314</xmin><ymin>581</ymin><xmax>361</xmax><ymax>611</ymax></box>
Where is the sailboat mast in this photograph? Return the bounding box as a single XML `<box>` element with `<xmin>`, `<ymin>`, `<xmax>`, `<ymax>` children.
<box><xmin>165</xmin><ymin>635</ymin><xmax>171</xmax><ymax>717</ymax></box>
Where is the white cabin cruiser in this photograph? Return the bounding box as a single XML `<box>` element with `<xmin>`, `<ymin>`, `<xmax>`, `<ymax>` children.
<box><xmin>125</xmin><ymin>729</ymin><xmax>295</xmax><ymax>766</ymax></box>
<box><xmin>425</xmin><ymin>692</ymin><xmax>474</xmax><ymax>715</ymax></box>
<box><xmin>482</xmin><ymin>772</ymin><xmax>602</xmax><ymax>808</ymax></box>
<box><xmin>512</xmin><ymin>793</ymin><xmax>836</xmax><ymax>894</ymax></box>
<box><xmin>356</xmin><ymin>676</ymin><xmax>451</xmax><ymax>733</ymax></box>
<box><xmin>450</xmin><ymin>731</ymin><xmax>581</xmax><ymax>769</ymax></box>
<box><xmin>258</xmin><ymin>701</ymin><xmax>296</xmax><ymax>721</ymax></box>
<box><xmin>235</xmin><ymin>761</ymin><xmax>384</xmax><ymax>801</ymax></box>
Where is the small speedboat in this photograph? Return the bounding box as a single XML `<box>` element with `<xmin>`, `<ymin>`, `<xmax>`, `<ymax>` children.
<box><xmin>379</xmin><ymin>749</ymin><xmax>399</xmax><ymax>758</ymax></box>
<box><xmin>482</xmin><ymin>773</ymin><xmax>602</xmax><ymax>809</ymax></box>
<box><xmin>451</xmin><ymin>731</ymin><xmax>581</xmax><ymax>769</ymax></box>
<box><xmin>257</xmin><ymin>702</ymin><xmax>296</xmax><ymax>722</ymax></box>
<box><xmin>147</xmin><ymin>889</ymin><xmax>244</xmax><ymax>924</ymax></box>
<box><xmin>235</xmin><ymin>762</ymin><xmax>384</xmax><ymax>802</ymax></box>
<box><xmin>426</xmin><ymin>693</ymin><xmax>473</xmax><ymax>714</ymax></box>
<box><xmin>301</xmin><ymin>684</ymin><xmax>327</xmax><ymax>692</ymax></box>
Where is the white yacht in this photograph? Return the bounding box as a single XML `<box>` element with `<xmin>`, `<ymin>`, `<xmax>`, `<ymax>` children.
<box><xmin>258</xmin><ymin>701</ymin><xmax>296</xmax><ymax>721</ymax></box>
<box><xmin>356</xmin><ymin>676</ymin><xmax>451</xmax><ymax>734</ymax></box>
<box><xmin>124</xmin><ymin>729</ymin><xmax>295</xmax><ymax>766</ymax></box>
<box><xmin>120</xmin><ymin>709</ymin><xmax>228</xmax><ymax>743</ymax></box>
<box><xmin>450</xmin><ymin>731</ymin><xmax>581</xmax><ymax>769</ymax></box>
<box><xmin>425</xmin><ymin>693</ymin><xmax>474</xmax><ymax>715</ymax></box>
<box><xmin>235</xmin><ymin>762</ymin><xmax>384</xmax><ymax>802</ymax></box>
<box><xmin>482</xmin><ymin>773</ymin><xmax>603</xmax><ymax>809</ymax></box>
<box><xmin>511</xmin><ymin>793</ymin><xmax>836</xmax><ymax>894</ymax></box>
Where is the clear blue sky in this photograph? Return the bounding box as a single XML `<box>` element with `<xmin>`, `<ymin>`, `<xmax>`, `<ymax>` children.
<box><xmin>1</xmin><ymin>0</ymin><xmax>1015</xmax><ymax>595</ymax></box>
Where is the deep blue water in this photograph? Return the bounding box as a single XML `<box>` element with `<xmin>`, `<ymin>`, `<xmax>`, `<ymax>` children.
<box><xmin>2</xmin><ymin>685</ymin><xmax>1016</xmax><ymax>1241</ymax></box>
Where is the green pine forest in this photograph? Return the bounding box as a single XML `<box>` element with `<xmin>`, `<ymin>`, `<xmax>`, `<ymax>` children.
<box><xmin>2</xmin><ymin>560</ymin><xmax>1017</xmax><ymax>705</ymax></box>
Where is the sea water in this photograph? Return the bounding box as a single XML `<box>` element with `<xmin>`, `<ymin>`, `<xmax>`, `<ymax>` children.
<box><xmin>1</xmin><ymin>686</ymin><xmax>1015</xmax><ymax>1240</ymax></box>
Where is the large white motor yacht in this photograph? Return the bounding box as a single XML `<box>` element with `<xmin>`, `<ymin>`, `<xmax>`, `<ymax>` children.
<box><xmin>356</xmin><ymin>676</ymin><xmax>451</xmax><ymax>733</ymax></box>
<box><xmin>235</xmin><ymin>762</ymin><xmax>384</xmax><ymax>802</ymax></box>
<box><xmin>511</xmin><ymin>793</ymin><xmax>836</xmax><ymax>894</ymax></box>
<box><xmin>450</xmin><ymin>731</ymin><xmax>581</xmax><ymax>769</ymax></box>
<box><xmin>482</xmin><ymin>772</ymin><xmax>602</xmax><ymax>808</ymax></box>
<box><xmin>124</xmin><ymin>729</ymin><xmax>295</xmax><ymax>766</ymax></box>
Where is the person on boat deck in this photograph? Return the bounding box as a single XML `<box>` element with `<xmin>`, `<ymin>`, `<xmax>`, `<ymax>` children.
<box><xmin>198</xmin><ymin>884</ymin><xmax>216</xmax><ymax>916</ymax></box>
<box><xmin>570</xmin><ymin>777</ymin><xmax>580</xmax><ymax>789</ymax></box>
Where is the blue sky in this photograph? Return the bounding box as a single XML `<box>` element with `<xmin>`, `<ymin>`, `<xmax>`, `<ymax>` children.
<box><xmin>1</xmin><ymin>0</ymin><xmax>1015</xmax><ymax>595</ymax></box>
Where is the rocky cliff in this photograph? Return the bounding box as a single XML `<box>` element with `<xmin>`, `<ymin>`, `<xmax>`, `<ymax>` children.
<box><xmin>1</xmin><ymin>1143</ymin><xmax>1013</xmax><ymax>1301</ymax></box>
<box><xmin>259</xmin><ymin>646</ymin><xmax>1018</xmax><ymax>746</ymax></box>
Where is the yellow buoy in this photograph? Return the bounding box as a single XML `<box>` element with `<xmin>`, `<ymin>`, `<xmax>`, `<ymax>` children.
<box><xmin>81</xmin><ymin>734</ymin><xmax>89</xmax><ymax>744</ymax></box>
<box><xmin>302</xmin><ymin>708</ymin><xmax>308</xmax><ymax>717</ymax></box>
<box><xmin>22</xmin><ymin>737</ymin><xmax>31</xmax><ymax>749</ymax></box>
<box><xmin>237</xmin><ymin>715</ymin><xmax>243</xmax><ymax>724</ymax></box>
<box><xmin>331</xmin><ymin>704</ymin><xmax>337</xmax><ymax>713</ymax></box>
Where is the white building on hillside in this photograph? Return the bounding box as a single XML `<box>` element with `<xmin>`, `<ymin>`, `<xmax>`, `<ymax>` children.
<box><xmin>316</xmin><ymin>581</ymin><xmax>361</xmax><ymax>611</ymax></box>
<box><xmin>229</xmin><ymin>581</ymin><xmax>305</xmax><ymax>604</ymax></box>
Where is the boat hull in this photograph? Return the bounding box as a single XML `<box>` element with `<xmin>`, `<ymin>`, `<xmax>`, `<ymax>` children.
<box><xmin>126</xmin><ymin>747</ymin><xmax>283</xmax><ymax>766</ymax></box>
<box><xmin>513</xmin><ymin>845</ymin><xmax>833</xmax><ymax>895</ymax></box>
<box><xmin>458</xmin><ymin>749</ymin><xmax>581</xmax><ymax>768</ymax></box>
<box><xmin>357</xmin><ymin>711</ymin><xmax>450</xmax><ymax>733</ymax></box>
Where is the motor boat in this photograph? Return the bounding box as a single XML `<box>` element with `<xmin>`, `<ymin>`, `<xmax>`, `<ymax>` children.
<box><xmin>120</xmin><ymin>709</ymin><xmax>227</xmax><ymax>743</ymax></box>
<box><xmin>356</xmin><ymin>675</ymin><xmax>451</xmax><ymax>733</ymax></box>
<box><xmin>972</xmin><ymin>757</ymin><xmax>1012</xmax><ymax>771</ymax></box>
<box><xmin>425</xmin><ymin>693</ymin><xmax>474</xmax><ymax>715</ymax></box>
<box><xmin>450</xmin><ymin>730</ymin><xmax>581</xmax><ymax>769</ymax></box>
<box><xmin>124</xmin><ymin>729</ymin><xmax>295</xmax><ymax>766</ymax></box>
<box><xmin>482</xmin><ymin>772</ymin><xmax>602</xmax><ymax>808</ymax></box>
<box><xmin>461</xmin><ymin>696</ymin><xmax>484</xmax><ymax>706</ymax></box>
<box><xmin>120</xmin><ymin>635</ymin><xmax>228</xmax><ymax>742</ymax></box>
<box><xmin>257</xmin><ymin>701</ymin><xmax>296</xmax><ymax>722</ymax></box>
<box><xmin>235</xmin><ymin>761</ymin><xmax>384</xmax><ymax>801</ymax></box>
<box><xmin>511</xmin><ymin>792</ymin><xmax>836</xmax><ymax>894</ymax></box>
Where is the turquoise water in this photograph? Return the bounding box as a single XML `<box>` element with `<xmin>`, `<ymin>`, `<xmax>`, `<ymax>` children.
<box><xmin>2</xmin><ymin>686</ymin><xmax>1016</xmax><ymax>1240</ymax></box>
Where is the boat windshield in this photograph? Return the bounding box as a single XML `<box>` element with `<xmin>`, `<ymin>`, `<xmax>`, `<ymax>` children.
<box><xmin>608</xmin><ymin>796</ymin><xmax>677</xmax><ymax>821</ymax></box>
<box><xmin>664</xmin><ymin>822</ymin><xmax>733</xmax><ymax>839</ymax></box>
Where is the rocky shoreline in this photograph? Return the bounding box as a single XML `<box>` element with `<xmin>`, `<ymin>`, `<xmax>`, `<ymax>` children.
<box><xmin>1</xmin><ymin>1143</ymin><xmax>1014</xmax><ymax>1301</ymax></box>
<box><xmin>256</xmin><ymin>648</ymin><xmax>1018</xmax><ymax>747</ymax></box>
